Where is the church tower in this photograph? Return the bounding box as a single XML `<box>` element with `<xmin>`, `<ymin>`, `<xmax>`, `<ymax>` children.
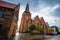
<box><xmin>19</xmin><ymin>3</ymin><xmax>31</xmax><ymax>32</ymax></box>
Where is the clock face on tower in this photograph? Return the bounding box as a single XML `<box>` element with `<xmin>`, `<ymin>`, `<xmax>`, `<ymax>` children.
<box><xmin>0</xmin><ymin>12</ymin><xmax>5</xmax><ymax>18</ymax></box>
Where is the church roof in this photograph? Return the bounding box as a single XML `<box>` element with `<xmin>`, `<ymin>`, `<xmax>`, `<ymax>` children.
<box><xmin>35</xmin><ymin>15</ymin><xmax>39</xmax><ymax>18</ymax></box>
<box><xmin>40</xmin><ymin>17</ymin><xmax>46</xmax><ymax>24</ymax></box>
<box><xmin>35</xmin><ymin>15</ymin><xmax>40</xmax><ymax>20</ymax></box>
<box><xmin>25</xmin><ymin>3</ymin><xmax>29</xmax><ymax>12</ymax></box>
<box><xmin>0</xmin><ymin>1</ymin><xmax>17</xmax><ymax>9</ymax></box>
<box><xmin>32</xmin><ymin>15</ymin><xmax>41</xmax><ymax>21</ymax></box>
<box><xmin>40</xmin><ymin>17</ymin><xmax>44</xmax><ymax>21</ymax></box>
<box><xmin>23</xmin><ymin>3</ymin><xmax>31</xmax><ymax>15</ymax></box>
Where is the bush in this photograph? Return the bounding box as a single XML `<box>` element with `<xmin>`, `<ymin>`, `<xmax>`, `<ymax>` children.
<box><xmin>29</xmin><ymin>24</ymin><xmax>36</xmax><ymax>31</ymax></box>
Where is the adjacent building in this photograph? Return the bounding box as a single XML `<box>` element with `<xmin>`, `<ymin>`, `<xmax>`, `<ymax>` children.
<box><xmin>48</xmin><ymin>26</ymin><xmax>59</xmax><ymax>34</ymax></box>
<box><xmin>19</xmin><ymin>4</ymin><xmax>48</xmax><ymax>34</ymax></box>
<box><xmin>0</xmin><ymin>1</ymin><xmax>20</xmax><ymax>40</ymax></box>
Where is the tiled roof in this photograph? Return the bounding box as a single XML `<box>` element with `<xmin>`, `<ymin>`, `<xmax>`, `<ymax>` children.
<box><xmin>0</xmin><ymin>1</ymin><xmax>17</xmax><ymax>9</ymax></box>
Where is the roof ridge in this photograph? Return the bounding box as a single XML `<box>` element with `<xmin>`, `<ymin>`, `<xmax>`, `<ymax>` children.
<box><xmin>0</xmin><ymin>0</ymin><xmax>17</xmax><ymax>5</ymax></box>
<box><xmin>0</xmin><ymin>1</ymin><xmax>17</xmax><ymax>9</ymax></box>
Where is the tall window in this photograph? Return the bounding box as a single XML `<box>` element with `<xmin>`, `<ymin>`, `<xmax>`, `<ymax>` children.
<box><xmin>0</xmin><ymin>12</ymin><xmax>5</xmax><ymax>18</ymax></box>
<box><xmin>0</xmin><ymin>24</ymin><xmax>2</xmax><ymax>30</ymax></box>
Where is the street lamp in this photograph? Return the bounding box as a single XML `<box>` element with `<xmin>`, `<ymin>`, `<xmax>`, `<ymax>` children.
<box><xmin>55</xmin><ymin>20</ymin><xmax>57</xmax><ymax>26</ymax></box>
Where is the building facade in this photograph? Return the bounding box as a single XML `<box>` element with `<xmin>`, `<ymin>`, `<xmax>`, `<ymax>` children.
<box><xmin>0</xmin><ymin>1</ymin><xmax>20</xmax><ymax>40</ymax></box>
<box><xmin>19</xmin><ymin>4</ymin><xmax>48</xmax><ymax>34</ymax></box>
<box><xmin>48</xmin><ymin>26</ymin><xmax>59</xmax><ymax>34</ymax></box>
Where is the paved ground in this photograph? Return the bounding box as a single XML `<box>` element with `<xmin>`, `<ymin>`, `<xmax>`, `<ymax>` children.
<box><xmin>12</xmin><ymin>32</ymin><xmax>60</xmax><ymax>40</ymax></box>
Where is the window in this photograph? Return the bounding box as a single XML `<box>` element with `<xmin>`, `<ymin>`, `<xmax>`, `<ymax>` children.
<box><xmin>4</xmin><ymin>18</ymin><xmax>11</xmax><ymax>24</ymax></box>
<box><xmin>37</xmin><ymin>23</ymin><xmax>39</xmax><ymax>26</ymax></box>
<box><xmin>0</xmin><ymin>24</ymin><xmax>2</xmax><ymax>30</ymax></box>
<box><xmin>0</xmin><ymin>12</ymin><xmax>5</xmax><ymax>18</ymax></box>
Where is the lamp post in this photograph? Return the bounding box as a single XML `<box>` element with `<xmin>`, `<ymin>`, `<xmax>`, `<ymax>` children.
<box><xmin>55</xmin><ymin>20</ymin><xmax>56</xmax><ymax>26</ymax></box>
<box><xmin>54</xmin><ymin>20</ymin><xmax>59</xmax><ymax>34</ymax></box>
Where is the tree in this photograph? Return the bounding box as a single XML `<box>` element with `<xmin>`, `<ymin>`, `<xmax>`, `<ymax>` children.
<box><xmin>29</xmin><ymin>24</ymin><xmax>36</xmax><ymax>31</ymax></box>
<box><xmin>37</xmin><ymin>25</ymin><xmax>44</xmax><ymax>34</ymax></box>
<box><xmin>37</xmin><ymin>25</ymin><xmax>43</xmax><ymax>31</ymax></box>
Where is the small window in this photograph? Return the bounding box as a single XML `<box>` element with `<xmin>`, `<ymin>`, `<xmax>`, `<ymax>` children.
<box><xmin>37</xmin><ymin>23</ymin><xmax>39</xmax><ymax>26</ymax></box>
<box><xmin>0</xmin><ymin>12</ymin><xmax>5</xmax><ymax>18</ymax></box>
<box><xmin>0</xmin><ymin>24</ymin><xmax>2</xmax><ymax>30</ymax></box>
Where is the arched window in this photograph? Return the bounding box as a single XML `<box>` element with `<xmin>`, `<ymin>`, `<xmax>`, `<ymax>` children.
<box><xmin>0</xmin><ymin>12</ymin><xmax>5</xmax><ymax>18</ymax></box>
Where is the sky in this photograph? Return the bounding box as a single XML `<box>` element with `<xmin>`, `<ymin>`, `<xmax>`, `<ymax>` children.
<box><xmin>2</xmin><ymin>0</ymin><xmax>60</xmax><ymax>28</ymax></box>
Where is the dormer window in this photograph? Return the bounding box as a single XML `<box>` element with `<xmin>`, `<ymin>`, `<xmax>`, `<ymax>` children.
<box><xmin>0</xmin><ymin>12</ymin><xmax>5</xmax><ymax>18</ymax></box>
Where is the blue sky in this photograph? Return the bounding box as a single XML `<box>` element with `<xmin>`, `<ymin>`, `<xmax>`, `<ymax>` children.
<box><xmin>3</xmin><ymin>0</ymin><xmax>60</xmax><ymax>27</ymax></box>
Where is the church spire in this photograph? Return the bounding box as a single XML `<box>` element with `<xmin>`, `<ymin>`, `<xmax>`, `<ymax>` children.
<box><xmin>25</xmin><ymin>3</ymin><xmax>29</xmax><ymax>12</ymax></box>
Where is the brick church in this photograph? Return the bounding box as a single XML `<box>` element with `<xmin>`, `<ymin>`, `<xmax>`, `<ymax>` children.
<box><xmin>19</xmin><ymin>4</ymin><xmax>48</xmax><ymax>34</ymax></box>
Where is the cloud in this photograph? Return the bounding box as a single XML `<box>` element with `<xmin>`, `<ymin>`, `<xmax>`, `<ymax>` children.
<box><xmin>51</xmin><ymin>6</ymin><xmax>60</xmax><ymax>18</ymax></box>
<box><xmin>30</xmin><ymin>4</ymin><xmax>60</xmax><ymax>27</ymax></box>
<box><xmin>18</xmin><ymin>2</ymin><xmax>60</xmax><ymax>27</ymax></box>
<box><xmin>40</xmin><ymin>0</ymin><xmax>60</xmax><ymax>6</ymax></box>
<box><xmin>18</xmin><ymin>6</ymin><xmax>25</xmax><ymax>27</ymax></box>
<box><xmin>3</xmin><ymin>0</ymin><xmax>60</xmax><ymax>27</ymax></box>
